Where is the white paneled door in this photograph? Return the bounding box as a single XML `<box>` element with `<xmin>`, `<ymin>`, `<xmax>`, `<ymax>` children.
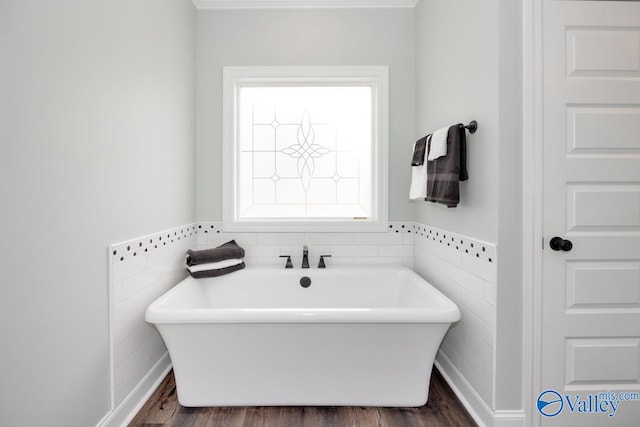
<box><xmin>541</xmin><ymin>1</ymin><xmax>640</xmax><ymax>426</ymax></box>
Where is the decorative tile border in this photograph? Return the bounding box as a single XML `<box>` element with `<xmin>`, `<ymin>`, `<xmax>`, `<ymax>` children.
<box><xmin>196</xmin><ymin>222</ymin><xmax>222</xmax><ymax>235</ymax></box>
<box><xmin>194</xmin><ymin>221</ymin><xmax>416</xmax><ymax>235</ymax></box>
<box><xmin>188</xmin><ymin>221</ymin><xmax>495</xmax><ymax>267</ymax></box>
<box><xmin>387</xmin><ymin>221</ymin><xmax>415</xmax><ymax>234</ymax></box>
<box><xmin>110</xmin><ymin>225</ymin><xmax>198</xmax><ymax>263</ymax></box>
<box><xmin>109</xmin><ymin>221</ymin><xmax>495</xmax><ymax>265</ymax></box>
<box><xmin>414</xmin><ymin>223</ymin><xmax>496</xmax><ymax>263</ymax></box>
<box><xmin>194</xmin><ymin>221</ymin><xmax>416</xmax><ymax>239</ymax></box>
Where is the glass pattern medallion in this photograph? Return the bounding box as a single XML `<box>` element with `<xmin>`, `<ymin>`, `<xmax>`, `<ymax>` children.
<box><xmin>237</xmin><ymin>86</ymin><xmax>373</xmax><ymax>219</ymax></box>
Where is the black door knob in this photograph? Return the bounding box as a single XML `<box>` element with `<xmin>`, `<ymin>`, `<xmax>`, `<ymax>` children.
<box><xmin>550</xmin><ymin>237</ymin><xmax>573</xmax><ymax>252</ymax></box>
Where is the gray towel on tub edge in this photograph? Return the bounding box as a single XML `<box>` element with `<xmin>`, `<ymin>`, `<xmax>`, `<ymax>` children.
<box><xmin>188</xmin><ymin>261</ymin><xmax>245</xmax><ymax>278</ymax></box>
<box><xmin>186</xmin><ymin>240</ymin><xmax>245</xmax><ymax>266</ymax></box>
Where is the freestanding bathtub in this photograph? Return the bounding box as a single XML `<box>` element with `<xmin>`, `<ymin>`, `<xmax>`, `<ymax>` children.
<box><xmin>145</xmin><ymin>265</ymin><xmax>460</xmax><ymax>407</ymax></box>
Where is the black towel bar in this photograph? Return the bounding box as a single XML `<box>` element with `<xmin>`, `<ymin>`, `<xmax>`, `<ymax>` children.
<box><xmin>462</xmin><ymin>120</ymin><xmax>478</xmax><ymax>134</ymax></box>
<box><xmin>415</xmin><ymin>121</ymin><xmax>478</xmax><ymax>147</ymax></box>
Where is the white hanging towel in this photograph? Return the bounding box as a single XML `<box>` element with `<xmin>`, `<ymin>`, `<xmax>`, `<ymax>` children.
<box><xmin>410</xmin><ymin>135</ymin><xmax>430</xmax><ymax>199</ymax></box>
<box><xmin>427</xmin><ymin>126</ymin><xmax>449</xmax><ymax>161</ymax></box>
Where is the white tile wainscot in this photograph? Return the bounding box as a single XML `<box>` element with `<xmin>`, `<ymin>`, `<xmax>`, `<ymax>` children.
<box><xmin>109</xmin><ymin>225</ymin><xmax>197</xmax><ymax>407</ymax></box>
<box><xmin>195</xmin><ymin>221</ymin><xmax>415</xmax><ymax>269</ymax></box>
<box><xmin>104</xmin><ymin>221</ymin><xmax>417</xmax><ymax>425</ymax></box>
<box><xmin>105</xmin><ymin>221</ymin><xmax>502</xmax><ymax>426</ymax></box>
<box><xmin>412</xmin><ymin>223</ymin><xmax>497</xmax><ymax>426</ymax></box>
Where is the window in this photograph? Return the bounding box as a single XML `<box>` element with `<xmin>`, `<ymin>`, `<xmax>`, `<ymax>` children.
<box><xmin>222</xmin><ymin>66</ymin><xmax>388</xmax><ymax>232</ymax></box>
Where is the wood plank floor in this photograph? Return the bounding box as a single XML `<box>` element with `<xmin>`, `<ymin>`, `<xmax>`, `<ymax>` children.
<box><xmin>129</xmin><ymin>368</ymin><xmax>477</xmax><ymax>427</ymax></box>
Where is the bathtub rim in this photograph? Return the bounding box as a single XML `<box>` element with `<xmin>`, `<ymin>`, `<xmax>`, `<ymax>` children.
<box><xmin>145</xmin><ymin>265</ymin><xmax>461</xmax><ymax>325</ymax></box>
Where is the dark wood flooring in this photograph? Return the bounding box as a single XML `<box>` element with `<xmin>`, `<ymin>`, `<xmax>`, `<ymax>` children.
<box><xmin>129</xmin><ymin>368</ymin><xmax>477</xmax><ymax>427</ymax></box>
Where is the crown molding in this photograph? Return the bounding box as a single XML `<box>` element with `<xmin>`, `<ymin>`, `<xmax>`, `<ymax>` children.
<box><xmin>192</xmin><ymin>0</ymin><xmax>418</xmax><ymax>10</ymax></box>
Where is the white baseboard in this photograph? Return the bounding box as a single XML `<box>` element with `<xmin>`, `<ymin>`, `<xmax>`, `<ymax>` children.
<box><xmin>435</xmin><ymin>352</ymin><xmax>493</xmax><ymax>427</ymax></box>
<box><xmin>435</xmin><ymin>352</ymin><xmax>525</xmax><ymax>427</ymax></box>
<box><xmin>97</xmin><ymin>352</ymin><xmax>172</xmax><ymax>427</ymax></box>
<box><xmin>494</xmin><ymin>410</ymin><xmax>527</xmax><ymax>427</ymax></box>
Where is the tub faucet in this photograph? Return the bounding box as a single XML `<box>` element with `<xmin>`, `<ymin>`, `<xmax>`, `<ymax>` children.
<box><xmin>302</xmin><ymin>246</ymin><xmax>309</xmax><ymax>268</ymax></box>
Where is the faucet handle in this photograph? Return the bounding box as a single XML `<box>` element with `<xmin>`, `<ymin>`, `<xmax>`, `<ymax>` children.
<box><xmin>318</xmin><ymin>255</ymin><xmax>332</xmax><ymax>269</ymax></box>
<box><xmin>279</xmin><ymin>255</ymin><xmax>293</xmax><ymax>269</ymax></box>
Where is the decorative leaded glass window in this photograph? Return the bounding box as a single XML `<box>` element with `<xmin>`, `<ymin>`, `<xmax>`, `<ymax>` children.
<box><xmin>223</xmin><ymin>66</ymin><xmax>388</xmax><ymax>232</ymax></box>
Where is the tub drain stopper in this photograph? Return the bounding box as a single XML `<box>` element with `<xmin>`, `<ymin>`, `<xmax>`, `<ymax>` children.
<box><xmin>300</xmin><ymin>276</ymin><xmax>311</xmax><ymax>288</ymax></box>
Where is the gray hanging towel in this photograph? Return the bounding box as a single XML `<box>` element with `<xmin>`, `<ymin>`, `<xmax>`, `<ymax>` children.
<box><xmin>426</xmin><ymin>124</ymin><xmax>468</xmax><ymax>208</ymax></box>
<box><xmin>411</xmin><ymin>136</ymin><xmax>428</xmax><ymax>166</ymax></box>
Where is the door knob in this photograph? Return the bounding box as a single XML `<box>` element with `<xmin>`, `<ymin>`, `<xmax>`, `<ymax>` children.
<box><xmin>550</xmin><ymin>237</ymin><xmax>573</xmax><ymax>252</ymax></box>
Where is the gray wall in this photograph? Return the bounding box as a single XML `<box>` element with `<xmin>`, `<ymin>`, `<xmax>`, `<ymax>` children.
<box><xmin>495</xmin><ymin>0</ymin><xmax>524</xmax><ymax>412</ymax></box>
<box><xmin>0</xmin><ymin>0</ymin><xmax>196</xmax><ymax>425</ymax></box>
<box><xmin>196</xmin><ymin>8</ymin><xmax>415</xmax><ymax>221</ymax></box>
<box><xmin>0</xmin><ymin>2</ymin><xmax>525</xmax><ymax>422</ymax></box>
<box><xmin>415</xmin><ymin>0</ymin><xmax>523</xmax><ymax>411</ymax></box>
<box><xmin>414</xmin><ymin>0</ymin><xmax>500</xmax><ymax>242</ymax></box>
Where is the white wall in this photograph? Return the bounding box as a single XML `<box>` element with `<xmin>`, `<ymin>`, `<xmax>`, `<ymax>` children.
<box><xmin>414</xmin><ymin>0</ymin><xmax>523</xmax><ymax>415</ymax></box>
<box><xmin>0</xmin><ymin>0</ymin><xmax>195</xmax><ymax>425</ymax></box>
<box><xmin>195</xmin><ymin>8</ymin><xmax>415</xmax><ymax>222</ymax></box>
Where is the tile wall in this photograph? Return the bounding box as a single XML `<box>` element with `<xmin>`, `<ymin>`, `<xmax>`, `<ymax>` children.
<box><xmin>195</xmin><ymin>221</ymin><xmax>415</xmax><ymax>269</ymax></box>
<box><xmin>109</xmin><ymin>225</ymin><xmax>197</xmax><ymax>405</ymax></box>
<box><xmin>108</xmin><ymin>221</ymin><xmax>414</xmax><ymax>406</ymax></box>
<box><xmin>413</xmin><ymin>223</ymin><xmax>497</xmax><ymax>408</ymax></box>
<box><xmin>109</xmin><ymin>220</ymin><xmax>497</xmax><ymax>416</ymax></box>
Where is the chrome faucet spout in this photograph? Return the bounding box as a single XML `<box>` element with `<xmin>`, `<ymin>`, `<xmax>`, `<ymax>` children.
<box><xmin>302</xmin><ymin>246</ymin><xmax>309</xmax><ymax>268</ymax></box>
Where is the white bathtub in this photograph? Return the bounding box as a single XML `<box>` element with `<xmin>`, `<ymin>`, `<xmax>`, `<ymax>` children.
<box><xmin>145</xmin><ymin>265</ymin><xmax>460</xmax><ymax>407</ymax></box>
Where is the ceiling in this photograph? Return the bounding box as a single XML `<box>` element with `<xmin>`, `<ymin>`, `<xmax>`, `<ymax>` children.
<box><xmin>192</xmin><ymin>0</ymin><xmax>418</xmax><ymax>9</ymax></box>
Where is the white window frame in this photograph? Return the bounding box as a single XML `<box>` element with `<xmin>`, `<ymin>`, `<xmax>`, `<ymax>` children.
<box><xmin>222</xmin><ymin>66</ymin><xmax>389</xmax><ymax>232</ymax></box>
